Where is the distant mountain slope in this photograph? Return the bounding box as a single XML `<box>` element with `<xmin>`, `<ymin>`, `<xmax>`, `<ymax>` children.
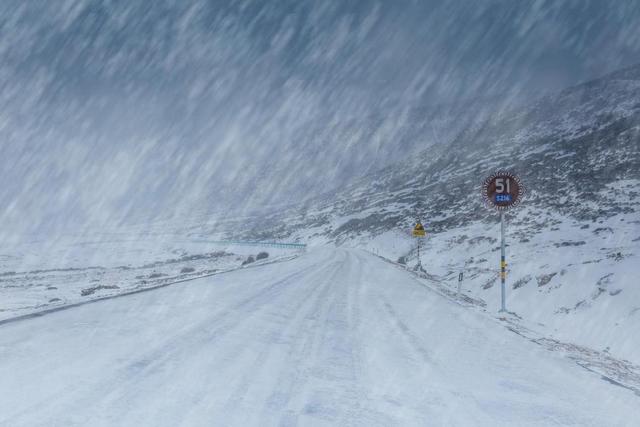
<box><xmin>236</xmin><ymin>63</ymin><xmax>640</xmax><ymax>241</ymax></box>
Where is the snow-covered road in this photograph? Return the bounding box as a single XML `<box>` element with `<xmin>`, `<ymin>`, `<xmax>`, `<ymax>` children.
<box><xmin>1</xmin><ymin>248</ymin><xmax>637</xmax><ymax>426</ymax></box>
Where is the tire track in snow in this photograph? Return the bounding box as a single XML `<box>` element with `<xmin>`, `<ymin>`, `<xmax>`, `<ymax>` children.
<box><xmin>269</xmin><ymin>254</ymin><xmax>349</xmax><ymax>426</ymax></box>
<box><xmin>220</xmin><ymin>256</ymin><xmax>346</xmax><ymax>422</ymax></box>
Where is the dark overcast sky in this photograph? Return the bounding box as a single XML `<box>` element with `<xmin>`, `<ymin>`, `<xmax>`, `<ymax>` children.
<box><xmin>1</xmin><ymin>0</ymin><xmax>639</xmax><ymax>237</ymax></box>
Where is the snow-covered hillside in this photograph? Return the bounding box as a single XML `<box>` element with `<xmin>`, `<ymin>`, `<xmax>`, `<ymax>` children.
<box><xmin>208</xmin><ymin>64</ymin><xmax>640</xmax><ymax>365</ymax></box>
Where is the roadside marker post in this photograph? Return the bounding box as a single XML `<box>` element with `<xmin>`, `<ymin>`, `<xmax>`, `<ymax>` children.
<box><xmin>457</xmin><ymin>271</ymin><xmax>464</xmax><ymax>298</ymax></box>
<box><xmin>482</xmin><ymin>171</ymin><xmax>525</xmax><ymax>313</ymax></box>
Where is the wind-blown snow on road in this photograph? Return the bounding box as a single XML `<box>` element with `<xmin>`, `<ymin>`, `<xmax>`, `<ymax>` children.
<box><xmin>0</xmin><ymin>248</ymin><xmax>637</xmax><ymax>426</ymax></box>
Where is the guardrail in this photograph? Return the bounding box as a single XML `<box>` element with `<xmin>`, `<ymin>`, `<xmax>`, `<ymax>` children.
<box><xmin>197</xmin><ymin>240</ymin><xmax>307</xmax><ymax>250</ymax></box>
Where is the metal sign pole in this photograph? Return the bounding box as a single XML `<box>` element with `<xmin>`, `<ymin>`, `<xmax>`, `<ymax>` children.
<box><xmin>482</xmin><ymin>171</ymin><xmax>524</xmax><ymax>314</ymax></box>
<box><xmin>500</xmin><ymin>211</ymin><xmax>506</xmax><ymax>312</ymax></box>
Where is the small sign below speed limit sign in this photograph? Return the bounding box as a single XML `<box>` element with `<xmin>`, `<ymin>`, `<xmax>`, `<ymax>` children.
<box><xmin>482</xmin><ymin>171</ymin><xmax>524</xmax><ymax>210</ymax></box>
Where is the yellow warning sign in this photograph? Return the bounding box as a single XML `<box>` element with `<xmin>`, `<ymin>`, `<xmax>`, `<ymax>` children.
<box><xmin>412</xmin><ymin>222</ymin><xmax>426</xmax><ymax>237</ymax></box>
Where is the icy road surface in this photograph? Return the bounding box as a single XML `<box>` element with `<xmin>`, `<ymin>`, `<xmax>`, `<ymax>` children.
<box><xmin>0</xmin><ymin>248</ymin><xmax>637</xmax><ymax>426</ymax></box>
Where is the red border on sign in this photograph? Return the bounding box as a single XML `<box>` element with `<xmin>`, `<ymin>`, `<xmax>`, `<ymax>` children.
<box><xmin>481</xmin><ymin>171</ymin><xmax>525</xmax><ymax>210</ymax></box>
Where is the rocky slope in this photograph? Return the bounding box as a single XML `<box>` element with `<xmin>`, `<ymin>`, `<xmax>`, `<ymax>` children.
<box><xmin>232</xmin><ymin>63</ymin><xmax>640</xmax><ymax>241</ymax></box>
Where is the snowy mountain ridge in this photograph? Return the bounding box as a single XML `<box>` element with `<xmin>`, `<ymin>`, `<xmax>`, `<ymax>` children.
<box><xmin>225</xmin><ymin>63</ymin><xmax>640</xmax><ymax>240</ymax></box>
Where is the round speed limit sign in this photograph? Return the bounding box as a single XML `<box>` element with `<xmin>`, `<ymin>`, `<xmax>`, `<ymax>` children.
<box><xmin>482</xmin><ymin>171</ymin><xmax>524</xmax><ymax>210</ymax></box>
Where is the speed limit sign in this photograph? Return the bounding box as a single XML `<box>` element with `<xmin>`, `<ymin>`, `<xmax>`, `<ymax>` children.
<box><xmin>482</xmin><ymin>171</ymin><xmax>524</xmax><ymax>210</ymax></box>
<box><xmin>481</xmin><ymin>171</ymin><xmax>525</xmax><ymax>313</ymax></box>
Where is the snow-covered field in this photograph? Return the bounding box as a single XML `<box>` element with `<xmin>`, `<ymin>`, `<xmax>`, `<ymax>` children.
<box><xmin>0</xmin><ymin>235</ymin><xmax>300</xmax><ymax>322</ymax></box>
<box><xmin>1</xmin><ymin>248</ymin><xmax>638</xmax><ymax>426</ymax></box>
